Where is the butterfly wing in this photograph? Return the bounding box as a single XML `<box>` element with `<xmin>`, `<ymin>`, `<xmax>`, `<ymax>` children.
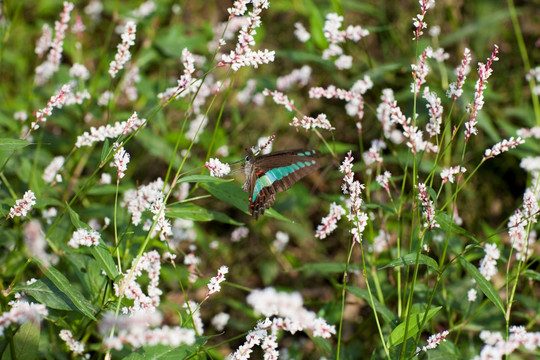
<box><xmin>245</xmin><ymin>149</ymin><xmax>320</xmax><ymax>218</ymax></box>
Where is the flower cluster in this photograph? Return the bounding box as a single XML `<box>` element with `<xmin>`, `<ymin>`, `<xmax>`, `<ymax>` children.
<box><xmin>289</xmin><ymin>113</ymin><xmax>334</xmax><ymax>131</ymax></box>
<box><xmin>482</xmin><ymin>137</ymin><xmax>525</xmax><ymax>161</ymax></box>
<box><xmin>31</xmin><ymin>84</ymin><xmax>71</xmax><ymax>132</ymax></box>
<box><xmin>100</xmin><ymin>311</ymin><xmax>195</xmax><ymax>350</ymax></box>
<box><xmin>109</xmin><ymin>21</ymin><xmax>137</xmax><ymax>78</ymax></box>
<box><xmin>112</xmin><ymin>145</ymin><xmax>130</xmax><ymax>180</ymax></box>
<box><xmin>322</xmin><ymin>13</ymin><xmax>369</xmax><ymax>70</ymax></box>
<box><xmin>423</xmin><ymin>87</ymin><xmax>443</xmax><ymax>136</ymax></box>
<box><xmin>315</xmin><ymin>202</ymin><xmax>346</xmax><ymax>239</ymax></box>
<box><xmin>114</xmin><ymin>251</ymin><xmax>163</xmax><ymax>314</ymax></box>
<box><xmin>340</xmin><ymin>151</ymin><xmax>369</xmax><ymax>243</ymax></box>
<box><xmin>8</xmin><ymin>190</ymin><xmax>36</xmax><ymax>219</ymax></box>
<box><xmin>0</xmin><ymin>300</ymin><xmax>48</xmax><ymax>336</ymax></box>
<box><xmin>205</xmin><ymin>158</ymin><xmax>231</xmax><ymax>178</ymax></box>
<box><xmin>376</xmin><ymin>89</ymin><xmax>405</xmax><ymax>143</ymax></box>
<box><xmin>276</xmin><ymin>65</ymin><xmax>312</xmax><ymax>90</ymax></box>
<box><xmin>448</xmin><ymin>48</ymin><xmax>472</xmax><ymax>101</ymax></box>
<box><xmin>362</xmin><ymin>139</ymin><xmax>386</xmax><ymax>166</ymax></box>
<box><xmin>412</xmin><ymin>0</ymin><xmax>435</xmax><ymax>40</ymax></box>
<box><xmin>157</xmin><ymin>48</ymin><xmax>197</xmax><ymax>102</ymax></box>
<box><xmin>207</xmin><ymin>265</ymin><xmax>229</xmax><ymax>297</ymax></box>
<box><xmin>220</xmin><ymin>0</ymin><xmax>275</xmax><ymax>71</ymax></box>
<box><xmin>465</xmin><ymin>45</ymin><xmax>499</xmax><ymax>141</ymax></box>
<box><xmin>67</xmin><ymin>228</ymin><xmax>101</xmax><ymax>248</ymax></box>
<box><xmin>416</xmin><ymin>183</ymin><xmax>438</xmax><ymax>230</ymax></box>
<box><xmin>376</xmin><ymin>171</ymin><xmax>392</xmax><ymax>194</ymax></box>
<box><xmin>35</xmin><ymin>2</ymin><xmax>74</xmax><ymax>85</ymax></box>
<box><xmin>440</xmin><ymin>166</ymin><xmax>466</xmax><ymax>184</ymax></box>
<box><xmin>184</xmin><ymin>301</ymin><xmax>204</xmax><ymax>335</ymax></box>
<box><xmin>231</xmin><ymin>226</ymin><xmax>249</xmax><ymax>242</ymax></box>
<box><xmin>263</xmin><ymin>89</ymin><xmax>296</xmax><ymax>111</ymax></box>
<box><xmin>59</xmin><ymin>329</ymin><xmax>85</xmax><ymax>355</ymax></box>
<box><xmin>293</xmin><ymin>22</ymin><xmax>310</xmax><ymax>43</ymax></box>
<box><xmin>478</xmin><ymin>243</ymin><xmax>500</xmax><ymax>281</ymax></box>
<box><xmin>416</xmin><ymin>330</ymin><xmax>449</xmax><ymax>353</ymax></box>
<box><xmin>75</xmin><ymin>112</ymin><xmax>146</xmax><ymax>148</ymax></box>
<box><xmin>42</xmin><ymin>156</ymin><xmax>65</xmax><ymax>183</ymax></box>
<box><xmin>411</xmin><ymin>49</ymin><xmax>430</xmax><ymax>96</ymax></box>
<box><xmin>24</xmin><ymin>220</ymin><xmax>58</xmax><ymax>266</ymax></box>
<box><xmin>474</xmin><ymin>326</ymin><xmax>540</xmax><ymax>360</ymax></box>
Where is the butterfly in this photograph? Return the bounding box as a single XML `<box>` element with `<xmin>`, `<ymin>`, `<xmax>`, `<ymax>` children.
<box><xmin>242</xmin><ymin>149</ymin><xmax>320</xmax><ymax>219</ymax></box>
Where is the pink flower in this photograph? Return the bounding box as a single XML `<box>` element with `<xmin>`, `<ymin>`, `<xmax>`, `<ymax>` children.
<box><xmin>362</xmin><ymin>139</ymin><xmax>386</xmax><ymax>166</ymax></box>
<box><xmin>112</xmin><ymin>145</ymin><xmax>130</xmax><ymax>180</ymax></box>
<box><xmin>68</xmin><ymin>228</ymin><xmax>101</xmax><ymax>248</ymax></box>
<box><xmin>289</xmin><ymin>113</ymin><xmax>334</xmax><ymax>131</ymax></box>
<box><xmin>417</xmin><ymin>183</ymin><xmax>438</xmax><ymax>229</ymax></box>
<box><xmin>417</xmin><ymin>330</ymin><xmax>449</xmax><ymax>353</ymax></box>
<box><xmin>43</xmin><ymin>156</ymin><xmax>65</xmax><ymax>183</ymax></box>
<box><xmin>478</xmin><ymin>243</ymin><xmax>500</xmax><ymax>281</ymax></box>
<box><xmin>276</xmin><ymin>65</ymin><xmax>312</xmax><ymax>90</ymax></box>
<box><xmin>315</xmin><ymin>202</ymin><xmax>346</xmax><ymax>239</ymax></box>
<box><xmin>0</xmin><ymin>301</ymin><xmax>48</xmax><ymax>336</ymax></box>
<box><xmin>109</xmin><ymin>21</ymin><xmax>136</xmax><ymax>78</ymax></box>
<box><xmin>294</xmin><ymin>22</ymin><xmax>311</xmax><ymax>42</ymax></box>
<box><xmin>423</xmin><ymin>87</ymin><xmax>443</xmax><ymax>137</ymax></box>
<box><xmin>231</xmin><ymin>226</ymin><xmax>249</xmax><ymax>242</ymax></box>
<box><xmin>482</xmin><ymin>137</ymin><xmax>524</xmax><ymax>161</ymax></box>
<box><xmin>376</xmin><ymin>171</ymin><xmax>392</xmax><ymax>194</ymax></box>
<box><xmin>8</xmin><ymin>190</ymin><xmax>36</xmax><ymax>219</ymax></box>
<box><xmin>59</xmin><ymin>329</ymin><xmax>85</xmax><ymax>355</ymax></box>
<box><xmin>263</xmin><ymin>89</ymin><xmax>296</xmax><ymax>111</ymax></box>
<box><xmin>35</xmin><ymin>24</ymin><xmax>52</xmax><ymax>58</ymax></box>
<box><xmin>412</xmin><ymin>0</ymin><xmax>435</xmax><ymax>40</ymax></box>
<box><xmin>31</xmin><ymin>84</ymin><xmax>71</xmax><ymax>132</ymax></box>
<box><xmin>411</xmin><ymin>50</ymin><xmax>430</xmax><ymax>96</ymax></box>
<box><xmin>440</xmin><ymin>166</ymin><xmax>466</xmax><ymax>184</ymax></box>
<box><xmin>75</xmin><ymin>112</ymin><xmax>146</xmax><ymax>148</ymax></box>
<box><xmin>207</xmin><ymin>265</ymin><xmax>229</xmax><ymax>296</ymax></box>
<box><xmin>465</xmin><ymin>45</ymin><xmax>499</xmax><ymax>142</ymax></box>
<box><xmin>205</xmin><ymin>158</ymin><xmax>231</xmax><ymax>177</ymax></box>
<box><xmin>448</xmin><ymin>48</ymin><xmax>472</xmax><ymax>101</ymax></box>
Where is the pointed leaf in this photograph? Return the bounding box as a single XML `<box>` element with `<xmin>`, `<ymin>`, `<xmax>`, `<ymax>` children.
<box><xmin>458</xmin><ymin>255</ymin><xmax>505</xmax><ymax>315</ymax></box>
<box><xmin>37</xmin><ymin>262</ymin><xmax>97</xmax><ymax>320</ymax></box>
<box><xmin>381</xmin><ymin>253</ymin><xmax>439</xmax><ymax>272</ymax></box>
<box><xmin>0</xmin><ymin>138</ymin><xmax>31</xmax><ymax>151</ymax></box>
<box><xmin>177</xmin><ymin>174</ymin><xmax>230</xmax><ymax>184</ymax></box>
<box><xmin>388</xmin><ymin>306</ymin><xmax>442</xmax><ymax>347</ymax></box>
<box><xmin>347</xmin><ymin>286</ymin><xmax>398</xmax><ymax>324</ymax></box>
<box><xmin>9</xmin><ymin>322</ymin><xmax>40</xmax><ymax>360</ymax></box>
<box><xmin>89</xmin><ymin>244</ymin><xmax>119</xmax><ymax>280</ymax></box>
<box><xmin>17</xmin><ymin>279</ymin><xmax>78</xmax><ymax>311</ymax></box>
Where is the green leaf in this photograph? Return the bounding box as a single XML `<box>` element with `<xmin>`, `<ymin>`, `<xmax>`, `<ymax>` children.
<box><xmin>18</xmin><ymin>279</ymin><xmax>77</xmax><ymax>311</ymax></box>
<box><xmin>177</xmin><ymin>174</ymin><xmax>230</xmax><ymax>184</ymax></box>
<box><xmin>89</xmin><ymin>244</ymin><xmax>119</xmax><ymax>280</ymax></box>
<box><xmin>347</xmin><ymin>286</ymin><xmax>398</xmax><ymax>324</ymax></box>
<box><xmin>37</xmin><ymin>262</ymin><xmax>97</xmax><ymax>320</ymax></box>
<box><xmin>523</xmin><ymin>269</ymin><xmax>540</xmax><ymax>282</ymax></box>
<box><xmin>458</xmin><ymin>255</ymin><xmax>505</xmax><ymax>315</ymax></box>
<box><xmin>201</xmin><ymin>181</ymin><xmax>247</xmax><ymax>212</ymax></box>
<box><xmin>387</xmin><ymin>306</ymin><xmax>442</xmax><ymax>347</ymax></box>
<box><xmin>6</xmin><ymin>322</ymin><xmax>40</xmax><ymax>360</ymax></box>
<box><xmin>436</xmin><ymin>212</ymin><xmax>477</xmax><ymax>241</ymax></box>
<box><xmin>380</xmin><ymin>253</ymin><xmax>439</xmax><ymax>272</ymax></box>
<box><xmin>101</xmin><ymin>138</ymin><xmax>110</xmax><ymax>163</ymax></box>
<box><xmin>124</xmin><ymin>337</ymin><xmax>206</xmax><ymax>359</ymax></box>
<box><xmin>296</xmin><ymin>262</ymin><xmax>360</xmax><ymax>274</ymax></box>
<box><xmin>66</xmin><ymin>203</ymin><xmax>88</xmax><ymax>230</ymax></box>
<box><xmin>167</xmin><ymin>203</ymin><xmax>243</xmax><ymax>225</ymax></box>
<box><xmin>0</xmin><ymin>138</ymin><xmax>30</xmax><ymax>152</ymax></box>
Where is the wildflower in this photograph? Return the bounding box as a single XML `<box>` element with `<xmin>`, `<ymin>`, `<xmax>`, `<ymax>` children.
<box><xmin>42</xmin><ymin>156</ymin><xmax>65</xmax><ymax>183</ymax></box>
<box><xmin>390</xmin><ymin>99</ymin><xmax>436</xmax><ymax>154</ymax></box>
<box><xmin>263</xmin><ymin>89</ymin><xmax>296</xmax><ymax>111</ymax></box>
<box><xmin>290</xmin><ymin>113</ymin><xmax>335</xmax><ymax>131</ymax></box>
<box><xmin>59</xmin><ymin>329</ymin><xmax>85</xmax><ymax>355</ymax></box>
<box><xmin>114</xmin><ymin>250</ymin><xmax>162</xmax><ymax>314</ymax></box>
<box><xmin>465</xmin><ymin>45</ymin><xmax>499</xmax><ymax>141</ymax></box>
<box><xmin>131</xmin><ymin>0</ymin><xmax>156</xmax><ymax>18</ymax></box>
<box><xmin>276</xmin><ymin>65</ymin><xmax>312</xmax><ymax>90</ymax></box>
<box><xmin>377</xmin><ymin>89</ymin><xmax>404</xmax><ymax>143</ymax></box>
<box><xmin>123</xmin><ymin>178</ymin><xmax>165</xmax><ymax>226</ymax></box>
<box><xmin>97</xmin><ymin>90</ymin><xmax>114</xmax><ymax>106</ymax></box>
<box><xmin>429</xmin><ymin>25</ymin><xmax>440</xmax><ymax>37</ymax></box>
<box><xmin>440</xmin><ymin>166</ymin><xmax>466</xmax><ymax>184</ymax></box>
<box><xmin>273</xmin><ymin>231</ymin><xmax>289</xmax><ymax>252</ymax></box>
<box><xmin>315</xmin><ymin>202</ymin><xmax>346</xmax><ymax>239</ymax></box>
<box><xmin>35</xmin><ymin>2</ymin><xmax>74</xmax><ymax>85</ymax></box>
<box><xmin>412</xmin><ymin>0</ymin><xmax>435</xmax><ymax>40</ymax></box>
<box><xmin>122</xmin><ymin>64</ymin><xmax>140</xmax><ymax>101</ymax></box>
<box><xmin>467</xmin><ymin>288</ymin><xmax>477</xmax><ymax>302</ymax></box>
<box><xmin>35</xmin><ymin>24</ymin><xmax>52</xmax><ymax>58</ymax></box>
<box><xmin>108</xmin><ymin>21</ymin><xmax>136</xmax><ymax>78</ymax></box>
<box><xmin>219</xmin><ymin>1</ymin><xmax>275</xmax><ymax>71</ymax></box>
<box><xmin>31</xmin><ymin>84</ymin><xmax>71</xmax><ymax>132</ymax></box>
<box><xmin>68</xmin><ymin>228</ymin><xmax>101</xmax><ymax>248</ymax></box>
<box><xmin>322</xmin><ymin>13</ymin><xmax>369</xmax><ymax>69</ymax></box>
<box><xmin>482</xmin><ymin>137</ymin><xmax>524</xmax><ymax>161</ymax></box>
<box><xmin>24</xmin><ymin>220</ymin><xmax>58</xmax><ymax>266</ymax></box>
<box><xmin>411</xmin><ymin>49</ymin><xmax>430</xmax><ymax>96</ymax></box>
<box><xmin>149</xmin><ymin>197</ymin><xmax>173</xmax><ymax>241</ymax></box>
<box><xmin>184</xmin><ymin>301</ymin><xmax>204</xmax><ymax>335</ymax></box>
<box><xmin>416</xmin><ymin>330</ymin><xmax>449</xmax><ymax>353</ymax></box>
<box><xmin>448</xmin><ymin>48</ymin><xmax>472</xmax><ymax>101</ymax></box>
<box><xmin>237</xmin><ymin>79</ymin><xmax>258</xmax><ymax>104</ymax></box>
<box><xmin>417</xmin><ymin>183</ymin><xmax>439</xmax><ymax>229</ymax></box>
<box><xmin>207</xmin><ymin>265</ymin><xmax>229</xmax><ymax>296</ymax></box>
<box><xmin>376</xmin><ymin>171</ymin><xmax>392</xmax><ymax>194</ymax></box>
<box><xmin>478</xmin><ymin>243</ymin><xmax>500</xmax><ymax>281</ymax></box>
<box><xmin>69</xmin><ymin>63</ymin><xmax>90</xmax><ymax>80</ymax></box>
<box><xmin>372</xmin><ymin>229</ymin><xmax>390</xmax><ymax>254</ymax></box>
<box><xmin>339</xmin><ymin>152</ymin><xmax>368</xmax><ymax>243</ymax></box>
<box><xmin>157</xmin><ymin>48</ymin><xmax>196</xmax><ymax>102</ymax></box>
<box><xmin>426</xmin><ymin>47</ymin><xmax>449</xmax><ymax>62</ymax></box>
<box><xmin>294</xmin><ymin>22</ymin><xmax>310</xmax><ymax>42</ymax></box>
<box><xmin>362</xmin><ymin>139</ymin><xmax>386</xmax><ymax>166</ymax></box>
<box><xmin>423</xmin><ymin>87</ymin><xmax>443</xmax><ymax>136</ymax></box>
<box><xmin>42</xmin><ymin>207</ymin><xmax>58</xmax><ymax>224</ymax></box>
<box><xmin>205</xmin><ymin>158</ymin><xmax>231</xmax><ymax>178</ymax></box>
<box><xmin>252</xmin><ymin>134</ymin><xmax>275</xmax><ymax>154</ymax></box>
<box><xmin>526</xmin><ymin>67</ymin><xmax>540</xmax><ymax>95</ymax></box>
<box><xmin>63</xmin><ymin>89</ymin><xmax>90</xmax><ymax>106</ymax></box>
<box><xmin>100</xmin><ymin>311</ymin><xmax>195</xmax><ymax>350</ymax></box>
<box><xmin>211</xmin><ymin>312</ymin><xmax>230</xmax><ymax>331</ymax></box>
<box><xmin>112</xmin><ymin>145</ymin><xmax>130</xmax><ymax>180</ymax></box>
<box><xmin>14</xmin><ymin>111</ymin><xmax>28</xmax><ymax>122</ymax></box>
<box><xmin>84</xmin><ymin>0</ymin><xmax>103</xmax><ymax>21</ymax></box>
<box><xmin>517</xmin><ymin>126</ymin><xmax>540</xmax><ymax>139</ymax></box>
<box><xmin>75</xmin><ymin>112</ymin><xmax>145</xmax><ymax>148</ymax></box>
<box><xmin>0</xmin><ymin>301</ymin><xmax>48</xmax><ymax>336</ymax></box>
<box><xmin>474</xmin><ymin>326</ymin><xmax>540</xmax><ymax>360</ymax></box>
<box><xmin>8</xmin><ymin>190</ymin><xmax>36</xmax><ymax>219</ymax></box>
<box><xmin>231</xmin><ymin>226</ymin><xmax>249</xmax><ymax>242</ymax></box>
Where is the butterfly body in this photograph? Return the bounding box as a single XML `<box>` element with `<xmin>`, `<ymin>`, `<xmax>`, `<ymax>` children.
<box><xmin>243</xmin><ymin>149</ymin><xmax>320</xmax><ymax>219</ymax></box>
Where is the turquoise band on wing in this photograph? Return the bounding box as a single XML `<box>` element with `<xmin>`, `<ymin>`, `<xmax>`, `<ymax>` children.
<box><xmin>251</xmin><ymin>159</ymin><xmax>316</xmax><ymax>202</ymax></box>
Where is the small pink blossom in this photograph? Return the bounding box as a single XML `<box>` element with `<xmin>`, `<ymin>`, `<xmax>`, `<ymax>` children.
<box><xmin>68</xmin><ymin>228</ymin><xmax>101</xmax><ymax>248</ymax></box>
<box><xmin>290</xmin><ymin>113</ymin><xmax>334</xmax><ymax>131</ymax></box>
<box><xmin>440</xmin><ymin>166</ymin><xmax>466</xmax><ymax>184</ymax></box>
<box><xmin>473</xmin><ymin>326</ymin><xmax>540</xmax><ymax>360</ymax></box>
<box><xmin>109</xmin><ymin>21</ymin><xmax>136</xmax><ymax>78</ymax></box>
<box><xmin>448</xmin><ymin>48</ymin><xmax>472</xmax><ymax>101</ymax></box>
<box><xmin>483</xmin><ymin>137</ymin><xmax>524</xmax><ymax>161</ymax></box>
<box><xmin>468</xmin><ymin>288</ymin><xmax>477</xmax><ymax>302</ymax></box>
<box><xmin>412</xmin><ymin>0</ymin><xmax>435</xmax><ymax>40</ymax></box>
<box><xmin>59</xmin><ymin>329</ymin><xmax>85</xmax><ymax>355</ymax></box>
<box><xmin>205</xmin><ymin>158</ymin><xmax>231</xmax><ymax>178</ymax></box>
<box><xmin>423</xmin><ymin>87</ymin><xmax>443</xmax><ymax>137</ymax></box>
<box><xmin>75</xmin><ymin>112</ymin><xmax>146</xmax><ymax>148</ymax></box>
<box><xmin>231</xmin><ymin>226</ymin><xmax>249</xmax><ymax>242</ymax></box>
<box><xmin>0</xmin><ymin>301</ymin><xmax>48</xmax><ymax>336</ymax></box>
<box><xmin>211</xmin><ymin>312</ymin><xmax>230</xmax><ymax>331</ymax></box>
<box><xmin>112</xmin><ymin>145</ymin><xmax>130</xmax><ymax>180</ymax></box>
<box><xmin>417</xmin><ymin>183</ymin><xmax>438</xmax><ymax>229</ymax></box>
<box><xmin>478</xmin><ymin>243</ymin><xmax>500</xmax><ymax>281</ymax></box>
<box><xmin>465</xmin><ymin>45</ymin><xmax>499</xmax><ymax>141</ymax></box>
<box><xmin>184</xmin><ymin>301</ymin><xmax>204</xmax><ymax>335</ymax></box>
<box><xmin>207</xmin><ymin>265</ymin><xmax>229</xmax><ymax>296</ymax></box>
<box><xmin>416</xmin><ymin>330</ymin><xmax>449</xmax><ymax>353</ymax></box>
<box><xmin>376</xmin><ymin>171</ymin><xmax>392</xmax><ymax>194</ymax></box>
<box><xmin>362</xmin><ymin>139</ymin><xmax>386</xmax><ymax>166</ymax></box>
<box><xmin>8</xmin><ymin>190</ymin><xmax>36</xmax><ymax>219</ymax></box>
<box><xmin>263</xmin><ymin>89</ymin><xmax>296</xmax><ymax>111</ymax></box>
<box><xmin>42</xmin><ymin>156</ymin><xmax>65</xmax><ymax>183</ymax></box>
<box><xmin>411</xmin><ymin>50</ymin><xmax>430</xmax><ymax>96</ymax></box>
<box><xmin>517</xmin><ymin>126</ymin><xmax>540</xmax><ymax>139</ymax></box>
<box><xmin>315</xmin><ymin>202</ymin><xmax>346</xmax><ymax>239</ymax></box>
<box><xmin>294</xmin><ymin>22</ymin><xmax>311</xmax><ymax>42</ymax></box>
<box><xmin>31</xmin><ymin>84</ymin><xmax>71</xmax><ymax>132</ymax></box>
<box><xmin>69</xmin><ymin>63</ymin><xmax>90</xmax><ymax>80</ymax></box>
<box><xmin>276</xmin><ymin>65</ymin><xmax>311</xmax><ymax>90</ymax></box>
<box><xmin>35</xmin><ymin>24</ymin><xmax>52</xmax><ymax>58</ymax></box>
